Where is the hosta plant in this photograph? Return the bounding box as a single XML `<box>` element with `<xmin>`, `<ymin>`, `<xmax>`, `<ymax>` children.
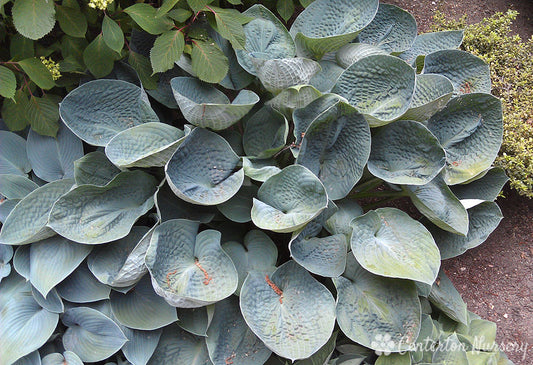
<box><xmin>0</xmin><ymin>0</ymin><xmax>514</xmax><ymax>364</ymax></box>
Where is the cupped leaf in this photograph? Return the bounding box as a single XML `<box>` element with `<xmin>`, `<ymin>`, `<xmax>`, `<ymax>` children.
<box><xmin>206</xmin><ymin>296</ymin><xmax>272</xmax><ymax>365</ymax></box>
<box><xmin>56</xmin><ymin>262</ymin><xmax>111</xmax><ymax>303</ymax></box>
<box><xmin>0</xmin><ymin>179</ymin><xmax>74</xmax><ymax>245</ymax></box>
<box><xmin>451</xmin><ymin>167</ymin><xmax>508</xmax><ymax>205</ymax></box>
<box><xmin>60</xmin><ymin>79</ymin><xmax>159</xmax><ymax>146</ymax></box>
<box><xmin>296</xmin><ymin>95</ymin><xmax>371</xmax><ymax>199</ymax></box>
<box><xmin>171</xmin><ymin>77</ymin><xmax>259</xmax><ymax>130</ymax></box>
<box><xmin>368</xmin><ymin>120</ymin><xmax>446</xmax><ymax>185</ymax></box>
<box><xmin>427</xmin><ymin>93</ymin><xmax>503</xmax><ymax>184</ymax></box>
<box><xmin>357</xmin><ymin>4</ymin><xmax>417</xmax><ymax>53</ymax></box>
<box><xmin>0</xmin><ymin>174</ymin><xmax>38</xmax><ymax>199</ymax></box>
<box><xmin>62</xmin><ymin>307</ymin><xmax>128</xmax><ymax>362</ymax></box>
<box><xmin>398</xmin><ymin>30</ymin><xmax>464</xmax><ymax>66</ymax></box>
<box><xmin>0</xmin><ymin>291</ymin><xmax>58</xmax><ymax>365</ymax></box>
<box><xmin>165</xmin><ymin>128</ymin><xmax>244</xmax><ymax>206</ymax></box>
<box><xmin>309</xmin><ymin>61</ymin><xmax>345</xmax><ymax>93</ymax></box>
<box><xmin>0</xmin><ymin>131</ymin><xmax>31</xmax><ymax>176</ymax></box>
<box><xmin>254</xmin><ymin>58</ymin><xmax>320</xmax><ymax>94</ymax></box>
<box><xmin>350</xmin><ymin>207</ymin><xmax>440</xmax><ymax>285</ymax></box>
<box><xmin>266</xmin><ymin>85</ymin><xmax>323</xmax><ymax>118</ymax></box>
<box><xmin>290</xmin><ymin>0</ymin><xmax>379</xmax><ymax>58</ymax></box>
<box><xmin>110</xmin><ymin>275</ymin><xmax>178</xmax><ymax>330</ymax></box>
<box><xmin>404</xmin><ymin>175</ymin><xmax>468</xmax><ymax>235</ymax></box>
<box><xmin>148</xmin><ymin>324</ymin><xmax>211</xmax><ymax>365</ymax></box>
<box><xmin>48</xmin><ymin>171</ymin><xmax>158</xmax><ymax>244</ymax></box>
<box><xmin>155</xmin><ymin>182</ymin><xmax>216</xmax><ymax>223</ymax></box>
<box><xmin>240</xmin><ymin>260</ymin><xmax>336</xmax><ymax>361</ymax></box>
<box><xmin>399</xmin><ymin>74</ymin><xmax>454</xmax><ymax>122</ymax></box>
<box><xmin>31</xmin><ymin>286</ymin><xmax>63</xmax><ymax>314</ymax></box>
<box><xmin>242</xmin><ymin>157</ymin><xmax>281</xmax><ymax>182</ymax></box>
<box><xmin>333</xmin><ymin>253</ymin><xmax>421</xmax><ymax>352</ymax></box>
<box><xmin>235</xmin><ymin>4</ymin><xmax>296</xmax><ymax>75</ymax></box>
<box><xmin>87</xmin><ymin>226</ymin><xmax>152</xmax><ymax>287</ymax></box>
<box><xmin>217</xmin><ymin>184</ymin><xmax>258</xmax><ymax>223</ymax></box>
<box><xmin>121</xmin><ymin>327</ymin><xmax>162</xmax><ymax>365</ymax></box>
<box><xmin>222</xmin><ymin>230</ymin><xmax>278</xmax><ymax>295</ymax></box>
<box><xmin>177</xmin><ymin>306</ymin><xmax>214</xmax><ymax>337</ymax></box>
<box><xmin>145</xmin><ymin>219</ymin><xmax>238</xmax><ymax>307</ymax></box>
<box><xmin>29</xmin><ymin>236</ymin><xmax>92</xmax><ymax>297</ymax></box>
<box><xmin>105</xmin><ymin>122</ymin><xmax>185</xmax><ymax>168</ymax></box>
<box><xmin>335</xmin><ymin>43</ymin><xmax>388</xmax><ymax>68</ymax></box>
<box><xmin>73</xmin><ymin>151</ymin><xmax>121</xmax><ymax>186</ymax></box>
<box><xmin>423</xmin><ymin>50</ymin><xmax>491</xmax><ymax>95</ymax></box>
<box><xmin>251</xmin><ymin>165</ymin><xmax>328</xmax><ymax>233</ymax></box>
<box><xmin>41</xmin><ymin>351</ymin><xmax>84</xmax><ymax>365</ymax></box>
<box><xmin>27</xmin><ymin>122</ymin><xmax>84</xmax><ymax>182</ymax></box>
<box><xmin>430</xmin><ymin>202</ymin><xmax>503</xmax><ymax>259</ymax></box>
<box><xmin>12</xmin><ymin>0</ymin><xmax>56</xmax><ymax>40</ymax></box>
<box><xmin>332</xmin><ymin>55</ymin><xmax>416</xmax><ymax>126</ymax></box>
<box><xmin>243</xmin><ymin>106</ymin><xmax>288</xmax><ymax>159</ymax></box>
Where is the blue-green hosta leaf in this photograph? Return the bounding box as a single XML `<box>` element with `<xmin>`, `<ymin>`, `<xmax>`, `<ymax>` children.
<box><xmin>73</xmin><ymin>152</ymin><xmax>121</xmax><ymax>186</ymax></box>
<box><xmin>13</xmin><ymin>350</ymin><xmax>41</xmax><ymax>365</ymax></box>
<box><xmin>146</xmin><ymin>220</ymin><xmax>238</xmax><ymax>307</ymax></box>
<box><xmin>324</xmin><ymin>199</ymin><xmax>363</xmax><ymax>237</ymax></box>
<box><xmin>62</xmin><ymin>307</ymin><xmax>128</xmax><ymax>362</ymax></box>
<box><xmin>351</xmin><ymin>207</ymin><xmax>440</xmax><ymax>285</ymax></box>
<box><xmin>0</xmin><ymin>272</ymin><xmax>30</xmax><ymax>311</ymax></box>
<box><xmin>266</xmin><ymin>85</ymin><xmax>323</xmax><ymax>118</ymax></box>
<box><xmin>31</xmin><ymin>286</ymin><xmax>64</xmax><ymax>314</ymax></box>
<box><xmin>333</xmin><ymin>253</ymin><xmax>421</xmax><ymax>352</ymax></box>
<box><xmin>404</xmin><ymin>175</ymin><xmax>468</xmax><ymax>235</ymax></box>
<box><xmin>423</xmin><ymin>50</ymin><xmax>491</xmax><ymax>96</ymax></box>
<box><xmin>242</xmin><ymin>158</ymin><xmax>281</xmax><ymax>182</ymax></box>
<box><xmin>0</xmin><ymin>291</ymin><xmax>58</xmax><ymax>365</ymax></box>
<box><xmin>220</xmin><ymin>129</ymin><xmax>244</xmax><ymax>156</ymax></box>
<box><xmin>60</xmin><ymin>79</ymin><xmax>159</xmax><ymax>146</ymax></box>
<box><xmin>41</xmin><ymin>351</ymin><xmax>84</xmax><ymax>365</ymax></box>
<box><xmin>177</xmin><ymin>306</ymin><xmax>214</xmax><ymax>336</ymax></box>
<box><xmin>0</xmin><ymin>244</ymin><xmax>13</xmax><ymax>282</ymax></box>
<box><xmin>0</xmin><ymin>179</ymin><xmax>74</xmax><ymax>245</ymax></box>
<box><xmin>335</xmin><ymin>43</ymin><xmax>388</xmax><ymax>68</ymax></box>
<box><xmin>254</xmin><ymin>58</ymin><xmax>321</xmax><ymax>94</ymax></box>
<box><xmin>206</xmin><ymin>296</ymin><xmax>272</xmax><ymax>365</ymax></box>
<box><xmin>240</xmin><ymin>261</ymin><xmax>336</xmax><ymax>361</ymax></box>
<box><xmin>0</xmin><ymin>199</ymin><xmax>20</xmax><ymax>225</ymax></box>
<box><xmin>165</xmin><ymin>128</ymin><xmax>244</xmax><ymax>206</ymax></box>
<box><xmin>222</xmin><ymin>230</ymin><xmax>278</xmax><ymax>295</ymax></box>
<box><xmin>451</xmin><ymin>167</ymin><xmax>508</xmax><ymax>205</ymax></box>
<box><xmin>432</xmin><ymin>333</ymin><xmax>468</xmax><ymax>364</ymax></box>
<box><xmin>332</xmin><ymin>55</ymin><xmax>416</xmax><ymax>126</ymax></box>
<box><xmin>290</xmin><ymin>0</ymin><xmax>379</xmax><ymax>58</ymax></box>
<box><xmin>398</xmin><ymin>30</ymin><xmax>464</xmax><ymax>66</ymax></box>
<box><xmin>251</xmin><ymin>165</ymin><xmax>328</xmax><ymax>233</ymax></box>
<box><xmin>155</xmin><ymin>182</ymin><xmax>216</xmax><ymax>223</ymax></box>
<box><xmin>29</xmin><ymin>236</ymin><xmax>92</xmax><ymax>297</ymax></box>
<box><xmin>368</xmin><ymin>120</ymin><xmax>446</xmax><ymax>185</ymax></box>
<box><xmin>110</xmin><ymin>275</ymin><xmax>178</xmax><ymax>330</ymax></box>
<box><xmin>429</xmin><ymin>202</ymin><xmax>502</xmax><ymax>260</ymax></box>
<box><xmin>235</xmin><ymin>5</ymin><xmax>296</xmax><ymax>76</ymax></box>
<box><xmin>26</xmin><ymin>122</ymin><xmax>83</xmax><ymax>182</ymax></box>
<box><xmin>146</xmin><ymin>66</ymin><xmax>186</xmax><ymax>108</ymax></box>
<box><xmin>56</xmin><ymin>263</ymin><xmax>111</xmax><ymax>303</ymax></box>
<box><xmin>13</xmin><ymin>245</ymin><xmax>30</xmax><ymax>280</ymax></box>
<box><xmin>357</xmin><ymin>4</ymin><xmax>417</xmax><ymax>53</ymax></box>
<box><xmin>217</xmin><ymin>184</ymin><xmax>258</xmax><ymax>223</ymax></box>
<box><xmin>243</xmin><ymin>106</ymin><xmax>288</xmax><ymax>159</ymax></box>
<box><xmin>399</xmin><ymin>74</ymin><xmax>454</xmax><ymax>122</ymax></box>
<box><xmin>87</xmin><ymin>226</ymin><xmax>152</xmax><ymax>287</ymax></box>
<box><xmin>48</xmin><ymin>171</ymin><xmax>157</xmax><ymax>244</ymax></box>
<box><xmin>171</xmin><ymin>77</ymin><xmax>259</xmax><ymax>130</ymax></box>
<box><xmin>12</xmin><ymin>0</ymin><xmax>56</xmax><ymax>40</ymax></box>
<box><xmin>427</xmin><ymin>93</ymin><xmax>503</xmax><ymax>185</ymax></box>
<box><xmin>105</xmin><ymin>122</ymin><xmax>185</xmax><ymax>168</ymax></box>
<box><xmin>0</xmin><ymin>131</ymin><xmax>31</xmax><ymax>176</ymax></box>
<box><xmin>294</xmin><ymin>331</ymin><xmax>338</xmax><ymax>365</ymax></box>
<box><xmin>0</xmin><ymin>174</ymin><xmax>38</xmax><ymax>199</ymax></box>
<box><xmin>309</xmin><ymin>61</ymin><xmax>345</xmax><ymax>93</ymax></box>
<box><xmin>296</xmin><ymin>95</ymin><xmax>371</xmax><ymax>199</ymax></box>
<box><xmin>428</xmin><ymin>269</ymin><xmax>468</xmax><ymax>324</ymax></box>
<box><xmin>148</xmin><ymin>324</ymin><xmax>211</xmax><ymax>365</ymax></box>
<box><xmin>465</xmin><ymin>352</ymin><xmax>500</xmax><ymax>365</ymax></box>
<box><xmin>121</xmin><ymin>327</ymin><xmax>162</xmax><ymax>365</ymax></box>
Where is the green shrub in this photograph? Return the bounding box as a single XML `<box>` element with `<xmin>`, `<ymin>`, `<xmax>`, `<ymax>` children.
<box><xmin>432</xmin><ymin>10</ymin><xmax>533</xmax><ymax>198</ymax></box>
<box><xmin>0</xmin><ymin>1</ymin><xmax>514</xmax><ymax>364</ymax></box>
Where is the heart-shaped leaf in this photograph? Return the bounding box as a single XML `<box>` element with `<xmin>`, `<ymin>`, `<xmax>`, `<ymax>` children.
<box><xmin>240</xmin><ymin>260</ymin><xmax>336</xmax><ymax>361</ymax></box>
<box><xmin>254</xmin><ymin>58</ymin><xmax>321</xmax><ymax>94</ymax></box>
<box><xmin>165</xmin><ymin>128</ymin><xmax>244</xmax><ymax>206</ymax></box>
<box><xmin>41</xmin><ymin>351</ymin><xmax>84</xmax><ymax>365</ymax></box>
<box><xmin>31</xmin><ymin>285</ymin><xmax>64</xmax><ymax>314</ymax></box>
<box><xmin>145</xmin><ymin>219</ymin><xmax>238</xmax><ymax>307</ymax></box>
<box><xmin>350</xmin><ymin>207</ymin><xmax>440</xmax><ymax>285</ymax></box>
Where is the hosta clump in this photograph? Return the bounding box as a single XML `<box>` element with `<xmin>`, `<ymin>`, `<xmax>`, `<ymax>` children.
<box><xmin>0</xmin><ymin>0</ymin><xmax>514</xmax><ymax>364</ymax></box>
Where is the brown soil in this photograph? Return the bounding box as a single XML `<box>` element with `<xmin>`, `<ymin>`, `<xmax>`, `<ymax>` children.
<box><xmin>380</xmin><ymin>1</ymin><xmax>533</xmax><ymax>364</ymax></box>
